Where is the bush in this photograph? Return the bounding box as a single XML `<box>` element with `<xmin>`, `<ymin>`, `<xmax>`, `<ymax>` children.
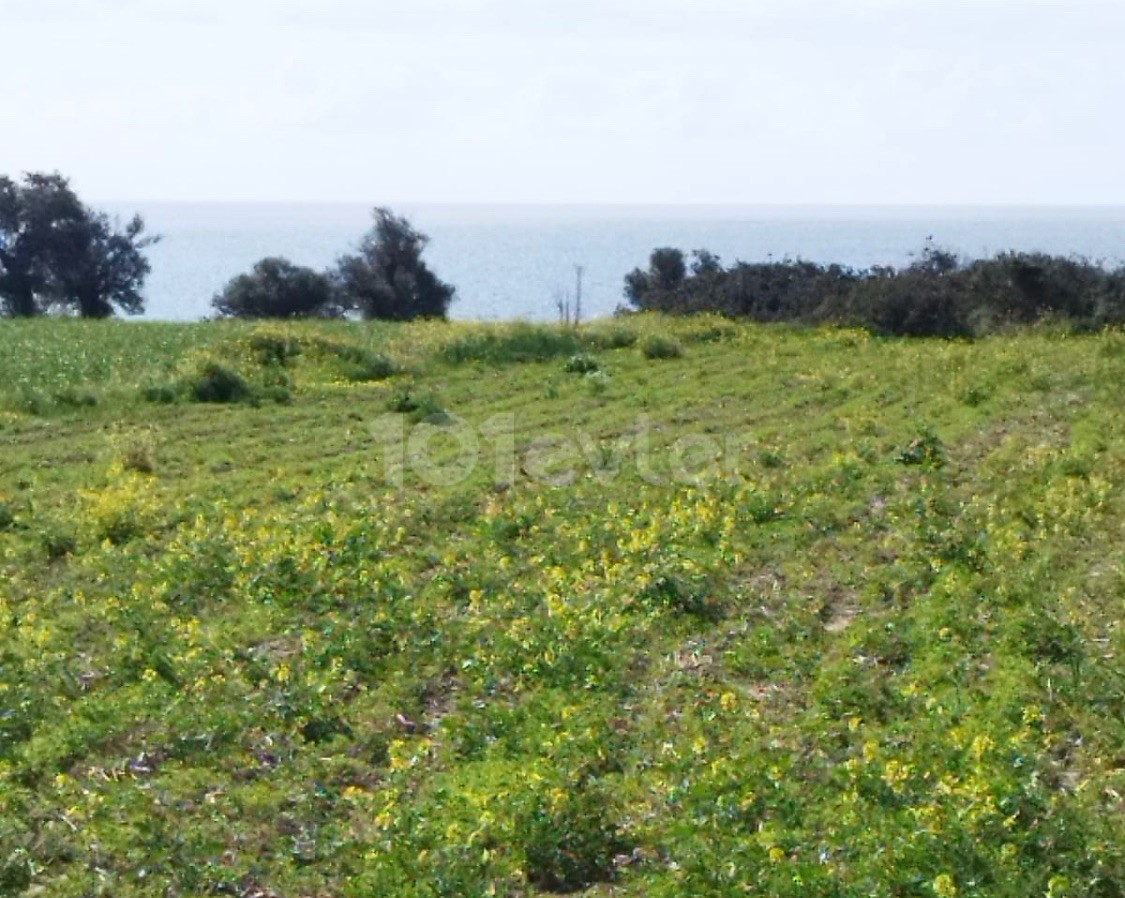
<box><xmin>622</xmin><ymin>241</ymin><xmax>1125</xmax><ymax>336</ymax></box>
<box><xmin>41</xmin><ymin>527</ymin><xmax>78</xmax><ymax>560</ymax></box>
<box><xmin>585</xmin><ymin>370</ymin><xmax>611</xmax><ymax>396</ymax></box>
<box><xmin>388</xmin><ymin>389</ymin><xmax>444</xmax><ymax>422</ymax></box>
<box><xmin>0</xmin><ymin>500</ymin><xmax>14</xmax><ymax>531</ymax></box>
<box><xmin>642</xmin><ymin>572</ymin><xmax>723</xmax><ymax>620</ymax></box>
<box><xmin>897</xmin><ymin>428</ymin><xmax>945</xmax><ymax>468</ymax></box>
<box><xmin>443</xmin><ymin>324</ymin><xmax>585</xmax><ymax>365</ymax></box>
<box><xmin>641</xmin><ymin>334</ymin><xmax>684</xmax><ymax>360</ymax></box>
<box><xmin>584</xmin><ymin>325</ymin><xmax>638</xmax><ymax>349</ymax></box>
<box><xmin>564</xmin><ymin>353</ymin><xmax>600</xmax><ymax>374</ymax></box>
<box><xmin>117</xmin><ymin>434</ymin><xmax>158</xmax><ymax>474</ymax></box>
<box><xmin>518</xmin><ymin>782</ymin><xmax>625</xmax><ymax>893</ymax></box>
<box><xmin>142</xmin><ymin>383</ymin><xmax>179</xmax><ymax>404</ymax></box>
<box><xmin>249</xmin><ymin>332</ymin><xmax>304</xmax><ymax>364</ymax></box>
<box><xmin>19</xmin><ymin>389</ymin><xmax>52</xmax><ymax>416</ymax></box>
<box><xmin>339</xmin><ymin>348</ymin><xmax>397</xmax><ymax>382</ymax></box>
<box><xmin>53</xmin><ymin>387</ymin><xmax>98</xmax><ymax>408</ymax></box>
<box><xmin>212</xmin><ymin>257</ymin><xmax>340</xmax><ymax>319</ymax></box>
<box><xmin>189</xmin><ymin>362</ymin><xmax>253</xmax><ymax>404</ymax></box>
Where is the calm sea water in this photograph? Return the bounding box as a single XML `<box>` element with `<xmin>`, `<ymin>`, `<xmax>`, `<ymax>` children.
<box><xmin>108</xmin><ymin>204</ymin><xmax>1125</xmax><ymax>321</ymax></box>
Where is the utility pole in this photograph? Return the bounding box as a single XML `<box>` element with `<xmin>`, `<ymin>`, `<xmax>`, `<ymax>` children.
<box><xmin>574</xmin><ymin>265</ymin><xmax>584</xmax><ymax>327</ymax></box>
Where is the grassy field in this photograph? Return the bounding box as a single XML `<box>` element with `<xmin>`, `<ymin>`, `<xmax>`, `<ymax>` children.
<box><xmin>0</xmin><ymin>315</ymin><xmax>1122</xmax><ymax>897</ymax></box>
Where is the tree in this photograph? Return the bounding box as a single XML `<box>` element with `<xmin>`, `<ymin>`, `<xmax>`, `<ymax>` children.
<box><xmin>624</xmin><ymin>247</ymin><xmax>687</xmax><ymax>308</ymax></box>
<box><xmin>649</xmin><ymin>247</ymin><xmax>687</xmax><ymax>291</ymax></box>
<box><xmin>0</xmin><ymin>171</ymin><xmax>158</xmax><ymax>318</ymax></box>
<box><xmin>0</xmin><ymin>172</ymin><xmax>85</xmax><ymax>316</ymax></box>
<box><xmin>212</xmin><ymin>257</ymin><xmax>340</xmax><ymax>318</ymax></box>
<box><xmin>335</xmin><ymin>208</ymin><xmax>454</xmax><ymax>320</ymax></box>
<box><xmin>51</xmin><ymin>211</ymin><xmax>159</xmax><ymax>318</ymax></box>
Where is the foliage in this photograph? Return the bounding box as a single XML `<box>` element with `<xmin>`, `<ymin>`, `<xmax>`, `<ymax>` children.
<box><xmin>518</xmin><ymin>778</ymin><xmax>625</xmax><ymax>892</ymax></box>
<box><xmin>563</xmin><ymin>353</ymin><xmax>601</xmax><ymax>374</ymax></box>
<box><xmin>626</xmin><ymin>240</ymin><xmax>1125</xmax><ymax>336</ymax></box>
<box><xmin>624</xmin><ymin>247</ymin><xmax>688</xmax><ymax>306</ymax></box>
<box><xmin>1</xmin><ymin>173</ymin><xmax>85</xmax><ymax>316</ymax></box>
<box><xmin>212</xmin><ymin>256</ymin><xmax>341</xmax><ymax>319</ymax></box>
<box><xmin>0</xmin><ymin>315</ymin><xmax>1122</xmax><ymax>898</ymax></box>
<box><xmin>584</xmin><ymin>324</ymin><xmax>638</xmax><ymax>349</ymax></box>
<box><xmin>335</xmin><ymin>207</ymin><xmax>455</xmax><ymax>320</ymax></box>
<box><xmin>442</xmin><ymin>322</ymin><xmax>585</xmax><ymax>364</ymax></box>
<box><xmin>641</xmin><ymin>333</ymin><xmax>684</xmax><ymax>359</ymax></box>
<box><xmin>49</xmin><ymin>210</ymin><xmax>159</xmax><ymax>318</ymax></box>
<box><xmin>188</xmin><ymin>360</ymin><xmax>254</xmax><ymax>403</ymax></box>
<box><xmin>0</xmin><ymin>498</ymin><xmax>14</xmax><ymax>530</ymax></box>
<box><xmin>0</xmin><ymin>171</ymin><xmax>157</xmax><ymax>317</ymax></box>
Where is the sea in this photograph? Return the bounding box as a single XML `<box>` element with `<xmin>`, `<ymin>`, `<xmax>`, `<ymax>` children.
<box><xmin>104</xmin><ymin>204</ymin><xmax>1125</xmax><ymax>322</ymax></box>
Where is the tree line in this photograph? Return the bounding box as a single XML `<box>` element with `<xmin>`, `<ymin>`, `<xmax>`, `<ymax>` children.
<box><xmin>211</xmin><ymin>207</ymin><xmax>454</xmax><ymax>320</ymax></box>
<box><xmin>624</xmin><ymin>242</ymin><xmax>1125</xmax><ymax>336</ymax></box>
<box><xmin>0</xmin><ymin>172</ymin><xmax>455</xmax><ymax>321</ymax></box>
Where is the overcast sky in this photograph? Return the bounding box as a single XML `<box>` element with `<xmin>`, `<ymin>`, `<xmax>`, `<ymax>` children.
<box><xmin>3</xmin><ymin>0</ymin><xmax>1122</xmax><ymax>204</ymax></box>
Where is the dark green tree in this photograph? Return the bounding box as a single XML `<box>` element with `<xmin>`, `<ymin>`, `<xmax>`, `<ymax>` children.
<box><xmin>0</xmin><ymin>172</ymin><xmax>85</xmax><ymax>316</ymax></box>
<box><xmin>212</xmin><ymin>256</ymin><xmax>340</xmax><ymax>319</ymax></box>
<box><xmin>52</xmin><ymin>211</ymin><xmax>159</xmax><ymax>318</ymax></box>
<box><xmin>624</xmin><ymin>247</ymin><xmax>687</xmax><ymax>308</ymax></box>
<box><xmin>0</xmin><ymin>172</ymin><xmax>158</xmax><ymax>317</ymax></box>
<box><xmin>335</xmin><ymin>207</ymin><xmax>454</xmax><ymax>320</ymax></box>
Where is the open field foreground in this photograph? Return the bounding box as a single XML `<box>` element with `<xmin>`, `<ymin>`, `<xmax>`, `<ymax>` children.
<box><xmin>1</xmin><ymin>316</ymin><xmax>1123</xmax><ymax>897</ymax></box>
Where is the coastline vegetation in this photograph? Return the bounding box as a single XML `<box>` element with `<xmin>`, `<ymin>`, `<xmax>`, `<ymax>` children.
<box><xmin>625</xmin><ymin>241</ymin><xmax>1125</xmax><ymax>336</ymax></box>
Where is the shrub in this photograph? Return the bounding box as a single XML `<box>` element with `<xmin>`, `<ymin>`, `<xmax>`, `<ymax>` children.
<box><xmin>249</xmin><ymin>332</ymin><xmax>304</xmax><ymax>364</ymax></box>
<box><xmin>342</xmin><ymin>350</ymin><xmax>397</xmax><ymax>383</ymax></box>
<box><xmin>212</xmin><ymin>257</ymin><xmax>340</xmax><ymax>319</ymax></box>
<box><xmin>142</xmin><ymin>383</ymin><xmax>179</xmax><ymax>404</ymax></box>
<box><xmin>388</xmin><ymin>389</ymin><xmax>444</xmax><ymax>422</ymax></box>
<box><xmin>518</xmin><ymin>782</ymin><xmax>625</xmax><ymax>893</ymax></box>
<box><xmin>642</xmin><ymin>572</ymin><xmax>724</xmax><ymax>620</ymax></box>
<box><xmin>897</xmin><ymin>428</ymin><xmax>945</xmax><ymax>468</ymax></box>
<box><xmin>53</xmin><ymin>387</ymin><xmax>98</xmax><ymax>408</ymax></box>
<box><xmin>116</xmin><ymin>433</ymin><xmax>158</xmax><ymax>474</ymax></box>
<box><xmin>584</xmin><ymin>326</ymin><xmax>637</xmax><ymax>349</ymax></box>
<box><xmin>621</xmin><ymin>241</ymin><xmax>1125</xmax><ymax>335</ymax></box>
<box><xmin>585</xmin><ymin>370</ymin><xmax>611</xmax><ymax>396</ymax></box>
<box><xmin>41</xmin><ymin>527</ymin><xmax>78</xmax><ymax>560</ymax></box>
<box><xmin>624</xmin><ymin>247</ymin><xmax>687</xmax><ymax>307</ymax></box>
<box><xmin>641</xmin><ymin>334</ymin><xmax>684</xmax><ymax>360</ymax></box>
<box><xmin>564</xmin><ymin>353</ymin><xmax>600</xmax><ymax>374</ymax></box>
<box><xmin>189</xmin><ymin>362</ymin><xmax>253</xmax><ymax>404</ymax></box>
<box><xmin>443</xmin><ymin>324</ymin><xmax>584</xmax><ymax>365</ymax></box>
<box><xmin>0</xmin><ymin>499</ymin><xmax>14</xmax><ymax>531</ymax></box>
<box><xmin>19</xmin><ymin>389</ymin><xmax>52</xmax><ymax>416</ymax></box>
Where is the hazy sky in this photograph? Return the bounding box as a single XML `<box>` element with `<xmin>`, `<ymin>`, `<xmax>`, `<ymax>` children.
<box><xmin>3</xmin><ymin>0</ymin><xmax>1123</xmax><ymax>204</ymax></box>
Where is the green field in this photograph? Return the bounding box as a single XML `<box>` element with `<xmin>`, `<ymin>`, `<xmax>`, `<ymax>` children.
<box><xmin>1</xmin><ymin>316</ymin><xmax>1122</xmax><ymax>897</ymax></box>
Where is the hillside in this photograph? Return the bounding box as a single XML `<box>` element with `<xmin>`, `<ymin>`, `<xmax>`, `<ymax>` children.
<box><xmin>1</xmin><ymin>316</ymin><xmax>1123</xmax><ymax>897</ymax></box>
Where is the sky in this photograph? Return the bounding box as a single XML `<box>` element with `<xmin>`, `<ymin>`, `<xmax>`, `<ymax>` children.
<box><xmin>3</xmin><ymin>0</ymin><xmax>1124</xmax><ymax>205</ymax></box>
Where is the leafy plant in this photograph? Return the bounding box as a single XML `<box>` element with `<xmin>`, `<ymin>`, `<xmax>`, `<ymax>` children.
<box><xmin>564</xmin><ymin>353</ymin><xmax>600</xmax><ymax>374</ymax></box>
<box><xmin>641</xmin><ymin>334</ymin><xmax>684</xmax><ymax>360</ymax></box>
<box><xmin>518</xmin><ymin>780</ymin><xmax>626</xmax><ymax>893</ymax></box>
<box><xmin>188</xmin><ymin>361</ymin><xmax>254</xmax><ymax>404</ymax></box>
<box><xmin>0</xmin><ymin>499</ymin><xmax>15</xmax><ymax>531</ymax></box>
<box><xmin>896</xmin><ymin>427</ymin><xmax>945</xmax><ymax>467</ymax></box>
<box><xmin>443</xmin><ymin>323</ymin><xmax>584</xmax><ymax>365</ymax></box>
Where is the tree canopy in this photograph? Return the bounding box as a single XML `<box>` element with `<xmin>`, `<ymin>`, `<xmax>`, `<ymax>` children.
<box><xmin>0</xmin><ymin>172</ymin><xmax>158</xmax><ymax>318</ymax></box>
<box><xmin>213</xmin><ymin>207</ymin><xmax>456</xmax><ymax>320</ymax></box>
<box><xmin>335</xmin><ymin>207</ymin><xmax>455</xmax><ymax>320</ymax></box>
<box><xmin>212</xmin><ymin>257</ymin><xmax>340</xmax><ymax>319</ymax></box>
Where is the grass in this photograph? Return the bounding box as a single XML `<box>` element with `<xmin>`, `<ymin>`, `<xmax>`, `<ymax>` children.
<box><xmin>0</xmin><ymin>315</ymin><xmax>1123</xmax><ymax>897</ymax></box>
